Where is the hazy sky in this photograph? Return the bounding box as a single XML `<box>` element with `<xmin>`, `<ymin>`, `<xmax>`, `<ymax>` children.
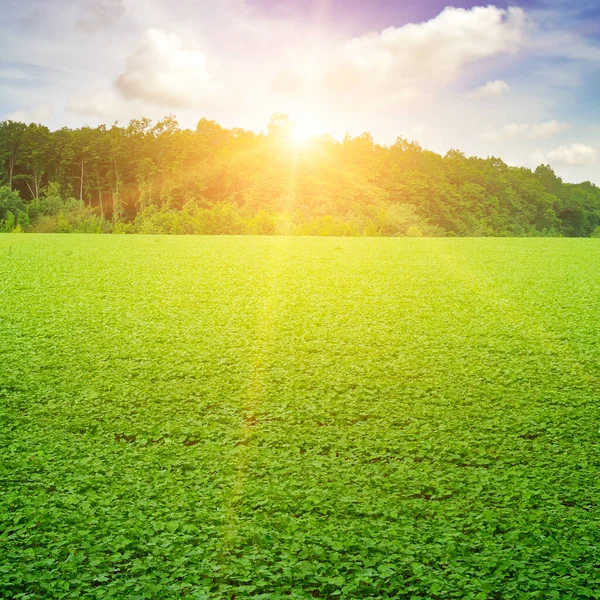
<box><xmin>1</xmin><ymin>0</ymin><xmax>599</xmax><ymax>183</ymax></box>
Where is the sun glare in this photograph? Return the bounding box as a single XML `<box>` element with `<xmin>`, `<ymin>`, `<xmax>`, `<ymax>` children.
<box><xmin>289</xmin><ymin>116</ymin><xmax>317</xmax><ymax>147</ymax></box>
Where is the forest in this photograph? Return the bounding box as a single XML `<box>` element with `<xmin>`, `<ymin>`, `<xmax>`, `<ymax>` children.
<box><xmin>0</xmin><ymin>114</ymin><xmax>599</xmax><ymax>236</ymax></box>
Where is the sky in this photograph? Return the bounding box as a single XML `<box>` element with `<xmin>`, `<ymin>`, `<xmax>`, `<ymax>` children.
<box><xmin>1</xmin><ymin>0</ymin><xmax>599</xmax><ymax>183</ymax></box>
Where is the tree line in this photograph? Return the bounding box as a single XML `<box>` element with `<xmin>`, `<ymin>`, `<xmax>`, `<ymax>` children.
<box><xmin>1</xmin><ymin>114</ymin><xmax>599</xmax><ymax>236</ymax></box>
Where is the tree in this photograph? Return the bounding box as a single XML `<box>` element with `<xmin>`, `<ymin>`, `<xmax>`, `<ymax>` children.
<box><xmin>20</xmin><ymin>124</ymin><xmax>51</xmax><ymax>199</ymax></box>
<box><xmin>0</xmin><ymin>121</ymin><xmax>27</xmax><ymax>190</ymax></box>
<box><xmin>70</xmin><ymin>127</ymin><xmax>97</xmax><ymax>204</ymax></box>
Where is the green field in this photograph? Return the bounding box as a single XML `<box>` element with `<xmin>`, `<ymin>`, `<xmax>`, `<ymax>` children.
<box><xmin>2</xmin><ymin>235</ymin><xmax>600</xmax><ymax>600</ymax></box>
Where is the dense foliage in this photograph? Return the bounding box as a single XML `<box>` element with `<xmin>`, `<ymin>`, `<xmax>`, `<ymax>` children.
<box><xmin>0</xmin><ymin>115</ymin><xmax>599</xmax><ymax>236</ymax></box>
<box><xmin>2</xmin><ymin>236</ymin><xmax>600</xmax><ymax>599</ymax></box>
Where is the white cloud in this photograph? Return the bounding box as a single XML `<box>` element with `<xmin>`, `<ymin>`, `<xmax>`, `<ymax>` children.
<box><xmin>7</xmin><ymin>104</ymin><xmax>51</xmax><ymax>124</ymax></box>
<box><xmin>530</xmin><ymin>121</ymin><xmax>570</xmax><ymax>138</ymax></box>
<box><xmin>115</xmin><ymin>28</ymin><xmax>219</xmax><ymax>107</ymax></box>
<box><xmin>484</xmin><ymin>120</ymin><xmax>569</xmax><ymax>141</ymax></box>
<box><xmin>471</xmin><ymin>79</ymin><xmax>510</xmax><ymax>98</ymax></box>
<box><xmin>543</xmin><ymin>143</ymin><xmax>597</xmax><ymax>166</ymax></box>
<box><xmin>324</xmin><ymin>6</ymin><xmax>527</xmax><ymax>93</ymax></box>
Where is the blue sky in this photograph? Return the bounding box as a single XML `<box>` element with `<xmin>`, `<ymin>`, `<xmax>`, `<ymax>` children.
<box><xmin>1</xmin><ymin>0</ymin><xmax>599</xmax><ymax>183</ymax></box>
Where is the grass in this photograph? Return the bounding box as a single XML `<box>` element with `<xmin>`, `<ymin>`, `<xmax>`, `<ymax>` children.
<box><xmin>1</xmin><ymin>235</ymin><xmax>600</xmax><ymax>599</ymax></box>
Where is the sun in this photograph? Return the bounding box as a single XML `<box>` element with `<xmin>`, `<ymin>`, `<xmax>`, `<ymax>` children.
<box><xmin>289</xmin><ymin>116</ymin><xmax>318</xmax><ymax>147</ymax></box>
<box><xmin>290</xmin><ymin>123</ymin><xmax>312</xmax><ymax>146</ymax></box>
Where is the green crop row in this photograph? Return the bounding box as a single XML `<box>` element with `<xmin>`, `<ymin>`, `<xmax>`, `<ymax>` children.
<box><xmin>1</xmin><ymin>236</ymin><xmax>599</xmax><ymax>599</ymax></box>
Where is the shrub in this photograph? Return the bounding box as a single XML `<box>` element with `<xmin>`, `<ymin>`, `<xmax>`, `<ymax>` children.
<box><xmin>246</xmin><ymin>210</ymin><xmax>276</xmax><ymax>235</ymax></box>
<box><xmin>113</xmin><ymin>221</ymin><xmax>133</xmax><ymax>234</ymax></box>
<box><xmin>56</xmin><ymin>212</ymin><xmax>73</xmax><ymax>233</ymax></box>
<box><xmin>1</xmin><ymin>212</ymin><xmax>15</xmax><ymax>233</ymax></box>
<box><xmin>406</xmin><ymin>225</ymin><xmax>423</xmax><ymax>237</ymax></box>
<box><xmin>0</xmin><ymin>186</ymin><xmax>26</xmax><ymax>232</ymax></box>
<box><xmin>32</xmin><ymin>215</ymin><xmax>59</xmax><ymax>233</ymax></box>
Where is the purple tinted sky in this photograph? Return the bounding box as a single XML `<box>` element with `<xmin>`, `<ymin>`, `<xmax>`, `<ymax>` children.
<box><xmin>247</xmin><ymin>0</ymin><xmax>600</xmax><ymax>37</ymax></box>
<box><xmin>248</xmin><ymin>0</ymin><xmax>514</xmax><ymax>33</ymax></box>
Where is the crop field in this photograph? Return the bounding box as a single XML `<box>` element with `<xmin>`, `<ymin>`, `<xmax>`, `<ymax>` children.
<box><xmin>1</xmin><ymin>235</ymin><xmax>600</xmax><ymax>600</ymax></box>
